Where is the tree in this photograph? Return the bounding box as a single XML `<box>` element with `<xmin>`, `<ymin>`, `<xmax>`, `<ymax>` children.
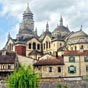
<box><xmin>6</xmin><ymin>65</ymin><xmax>38</xmax><ymax>88</ymax></box>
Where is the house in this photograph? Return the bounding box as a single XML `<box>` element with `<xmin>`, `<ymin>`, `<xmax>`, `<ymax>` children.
<box><xmin>0</xmin><ymin>50</ymin><xmax>18</xmax><ymax>79</ymax></box>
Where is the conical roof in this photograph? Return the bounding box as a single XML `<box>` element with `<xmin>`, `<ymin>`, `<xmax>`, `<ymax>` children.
<box><xmin>24</xmin><ymin>3</ymin><xmax>32</xmax><ymax>14</ymax></box>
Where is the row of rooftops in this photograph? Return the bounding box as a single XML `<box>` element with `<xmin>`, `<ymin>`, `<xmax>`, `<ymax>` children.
<box><xmin>6</xmin><ymin>4</ymin><xmax>88</xmax><ymax>46</ymax></box>
<box><xmin>34</xmin><ymin>50</ymin><xmax>88</xmax><ymax>66</ymax></box>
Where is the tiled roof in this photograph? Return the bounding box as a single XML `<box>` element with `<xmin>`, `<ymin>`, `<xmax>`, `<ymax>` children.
<box><xmin>33</xmin><ymin>56</ymin><xmax>64</xmax><ymax>66</ymax></box>
<box><xmin>0</xmin><ymin>51</ymin><xmax>16</xmax><ymax>64</ymax></box>
<box><xmin>64</xmin><ymin>50</ymin><xmax>88</xmax><ymax>56</ymax></box>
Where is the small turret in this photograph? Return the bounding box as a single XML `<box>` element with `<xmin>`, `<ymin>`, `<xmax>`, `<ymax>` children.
<box><xmin>60</xmin><ymin>16</ymin><xmax>63</xmax><ymax>26</ymax></box>
<box><xmin>8</xmin><ymin>33</ymin><xmax>11</xmax><ymax>39</ymax></box>
<box><xmin>24</xmin><ymin>3</ymin><xmax>32</xmax><ymax>13</ymax></box>
<box><xmin>23</xmin><ymin>3</ymin><xmax>33</xmax><ymax>20</ymax></box>
<box><xmin>80</xmin><ymin>25</ymin><xmax>82</xmax><ymax>31</ymax></box>
<box><xmin>34</xmin><ymin>27</ymin><xmax>38</xmax><ymax>35</ymax></box>
<box><xmin>46</xmin><ymin>22</ymin><xmax>49</xmax><ymax>32</ymax></box>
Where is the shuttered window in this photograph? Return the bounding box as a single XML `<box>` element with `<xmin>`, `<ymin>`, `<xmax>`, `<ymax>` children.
<box><xmin>68</xmin><ymin>65</ymin><xmax>76</xmax><ymax>73</ymax></box>
<box><xmin>69</xmin><ymin>56</ymin><xmax>75</xmax><ymax>62</ymax></box>
<box><xmin>84</xmin><ymin>56</ymin><xmax>88</xmax><ymax>62</ymax></box>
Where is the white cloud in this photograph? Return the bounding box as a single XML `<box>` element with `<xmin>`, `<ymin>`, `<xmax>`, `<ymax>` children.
<box><xmin>0</xmin><ymin>0</ymin><xmax>88</xmax><ymax>49</ymax></box>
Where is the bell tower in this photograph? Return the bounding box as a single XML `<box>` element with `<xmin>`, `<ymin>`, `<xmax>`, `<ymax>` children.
<box><xmin>17</xmin><ymin>3</ymin><xmax>34</xmax><ymax>39</ymax></box>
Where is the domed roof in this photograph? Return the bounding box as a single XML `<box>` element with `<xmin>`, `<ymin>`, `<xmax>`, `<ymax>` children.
<box><xmin>53</xmin><ymin>25</ymin><xmax>70</xmax><ymax>33</ymax></box>
<box><xmin>69</xmin><ymin>30</ymin><xmax>88</xmax><ymax>39</ymax></box>
<box><xmin>67</xmin><ymin>30</ymin><xmax>88</xmax><ymax>44</ymax></box>
<box><xmin>52</xmin><ymin>16</ymin><xmax>70</xmax><ymax>37</ymax></box>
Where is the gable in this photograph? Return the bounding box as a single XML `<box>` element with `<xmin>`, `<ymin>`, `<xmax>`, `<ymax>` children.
<box><xmin>42</xmin><ymin>35</ymin><xmax>51</xmax><ymax>43</ymax></box>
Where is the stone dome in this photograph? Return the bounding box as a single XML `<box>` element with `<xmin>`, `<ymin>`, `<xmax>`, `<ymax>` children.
<box><xmin>52</xmin><ymin>16</ymin><xmax>70</xmax><ymax>37</ymax></box>
<box><xmin>53</xmin><ymin>26</ymin><xmax>70</xmax><ymax>34</ymax></box>
<box><xmin>69</xmin><ymin>30</ymin><xmax>88</xmax><ymax>39</ymax></box>
<box><xmin>67</xmin><ymin>30</ymin><xmax>88</xmax><ymax>44</ymax></box>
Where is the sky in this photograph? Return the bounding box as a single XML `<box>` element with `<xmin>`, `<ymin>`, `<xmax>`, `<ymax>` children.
<box><xmin>0</xmin><ymin>0</ymin><xmax>88</xmax><ymax>49</ymax></box>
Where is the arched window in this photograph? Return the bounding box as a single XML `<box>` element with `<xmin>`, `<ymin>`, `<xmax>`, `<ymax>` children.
<box><xmin>71</xmin><ymin>47</ymin><xmax>73</xmax><ymax>50</ymax></box>
<box><xmin>33</xmin><ymin>42</ymin><xmax>36</xmax><ymax>49</ymax></box>
<box><xmin>69</xmin><ymin>56</ymin><xmax>75</xmax><ymax>62</ymax></box>
<box><xmin>29</xmin><ymin>43</ymin><xmax>31</xmax><ymax>49</ymax></box>
<box><xmin>49</xmin><ymin>42</ymin><xmax>51</xmax><ymax>48</ymax></box>
<box><xmin>80</xmin><ymin>45</ymin><xmax>84</xmax><ymax>49</ymax></box>
<box><xmin>75</xmin><ymin>46</ymin><xmax>77</xmax><ymax>50</ymax></box>
<box><xmin>37</xmin><ymin>44</ymin><xmax>40</xmax><ymax>50</ymax></box>
<box><xmin>60</xmin><ymin>43</ymin><xmax>62</xmax><ymax>47</ymax></box>
<box><xmin>44</xmin><ymin>43</ymin><xmax>45</xmax><ymax>49</ymax></box>
<box><xmin>46</xmin><ymin>41</ymin><xmax>48</xmax><ymax>49</ymax></box>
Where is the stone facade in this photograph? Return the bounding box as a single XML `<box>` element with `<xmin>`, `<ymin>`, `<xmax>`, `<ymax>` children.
<box><xmin>4</xmin><ymin>4</ymin><xmax>88</xmax><ymax>79</ymax></box>
<box><xmin>4</xmin><ymin>4</ymin><xmax>88</xmax><ymax>59</ymax></box>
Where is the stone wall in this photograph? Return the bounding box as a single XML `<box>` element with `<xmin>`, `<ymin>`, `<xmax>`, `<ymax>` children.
<box><xmin>39</xmin><ymin>80</ymin><xmax>88</xmax><ymax>88</ymax></box>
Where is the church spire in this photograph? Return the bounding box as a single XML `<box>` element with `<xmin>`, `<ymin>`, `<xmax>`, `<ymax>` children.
<box><xmin>34</xmin><ymin>27</ymin><xmax>37</xmax><ymax>35</ymax></box>
<box><xmin>24</xmin><ymin>3</ymin><xmax>32</xmax><ymax>13</ymax></box>
<box><xmin>8</xmin><ymin>32</ymin><xmax>11</xmax><ymax>39</ymax></box>
<box><xmin>46</xmin><ymin>22</ymin><xmax>49</xmax><ymax>32</ymax></box>
<box><xmin>23</xmin><ymin>3</ymin><xmax>33</xmax><ymax>20</ymax></box>
<box><xmin>80</xmin><ymin>25</ymin><xmax>82</xmax><ymax>31</ymax></box>
<box><xmin>60</xmin><ymin>16</ymin><xmax>63</xmax><ymax>26</ymax></box>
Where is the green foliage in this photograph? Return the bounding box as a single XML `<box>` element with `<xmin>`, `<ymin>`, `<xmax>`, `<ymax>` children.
<box><xmin>57</xmin><ymin>84</ymin><xmax>68</xmax><ymax>88</ymax></box>
<box><xmin>6</xmin><ymin>65</ymin><xmax>38</xmax><ymax>88</ymax></box>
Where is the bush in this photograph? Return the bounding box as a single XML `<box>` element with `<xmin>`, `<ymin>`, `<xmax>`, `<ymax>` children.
<box><xmin>6</xmin><ymin>65</ymin><xmax>39</xmax><ymax>88</ymax></box>
<box><xmin>57</xmin><ymin>84</ymin><xmax>68</xmax><ymax>88</ymax></box>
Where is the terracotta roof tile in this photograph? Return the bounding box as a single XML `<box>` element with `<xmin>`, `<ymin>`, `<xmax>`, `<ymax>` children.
<box><xmin>0</xmin><ymin>52</ymin><xmax>16</xmax><ymax>64</ymax></box>
<box><xmin>34</xmin><ymin>56</ymin><xmax>64</xmax><ymax>66</ymax></box>
<box><xmin>64</xmin><ymin>50</ymin><xmax>88</xmax><ymax>56</ymax></box>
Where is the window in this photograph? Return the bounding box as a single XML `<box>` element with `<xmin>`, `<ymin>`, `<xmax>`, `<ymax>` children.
<box><xmin>80</xmin><ymin>45</ymin><xmax>84</xmax><ymax>49</ymax></box>
<box><xmin>49</xmin><ymin>67</ymin><xmax>52</xmax><ymax>72</ymax></box>
<box><xmin>33</xmin><ymin>42</ymin><xmax>36</xmax><ymax>49</ymax></box>
<box><xmin>84</xmin><ymin>56</ymin><xmax>88</xmax><ymax>62</ymax></box>
<box><xmin>86</xmin><ymin>66</ymin><xmax>88</xmax><ymax>72</ymax></box>
<box><xmin>29</xmin><ymin>43</ymin><xmax>31</xmax><ymax>49</ymax></box>
<box><xmin>69</xmin><ymin>56</ymin><xmax>75</xmax><ymax>62</ymax></box>
<box><xmin>46</xmin><ymin>41</ymin><xmax>48</xmax><ymax>49</ymax></box>
<box><xmin>37</xmin><ymin>66</ymin><xmax>41</xmax><ymax>70</ymax></box>
<box><xmin>37</xmin><ymin>44</ymin><xmax>40</xmax><ymax>50</ymax></box>
<box><xmin>8</xmin><ymin>65</ymin><xmax>11</xmax><ymax>69</ymax></box>
<box><xmin>49</xmin><ymin>42</ymin><xmax>51</xmax><ymax>48</ymax></box>
<box><xmin>75</xmin><ymin>46</ymin><xmax>77</xmax><ymax>50</ymax></box>
<box><xmin>68</xmin><ymin>65</ymin><xmax>76</xmax><ymax>73</ymax></box>
<box><xmin>60</xmin><ymin>43</ymin><xmax>62</xmax><ymax>47</ymax></box>
<box><xmin>58</xmin><ymin>67</ymin><xmax>61</xmax><ymax>72</ymax></box>
<box><xmin>44</xmin><ymin>43</ymin><xmax>45</xmax><ymax>49</ymax></box>
<box><xmin>71</xmin><ymin>47</ymin><xmax>73</xmax><ymax>50</ymax></box>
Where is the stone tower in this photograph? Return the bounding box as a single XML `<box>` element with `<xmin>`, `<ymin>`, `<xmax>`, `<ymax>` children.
<box><xmin>17</xmin><ymin>3</ymin><xmax>34</xmax><ymax>40</ymax></box>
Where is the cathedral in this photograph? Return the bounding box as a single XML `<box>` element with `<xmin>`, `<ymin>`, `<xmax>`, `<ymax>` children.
<box><xmin>5</xmin><ymin>4</ymin><xmax>88</xmax><ymax>59</ymax></box>
<box><xmin>3</xmin><ymin>4</ymin><xmax>88</xmax><ymax>80</ymax></box>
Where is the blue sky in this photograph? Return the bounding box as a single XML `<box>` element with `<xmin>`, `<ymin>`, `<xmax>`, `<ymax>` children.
<box><xmin>0</xmin><ymin>6</ymin><xmax>19</xmax><ymax>49</ymax></box>
<box><xmin>0</xmin><ymin>0</ymin><xmax>88</xmax><ymax>49</ymax></box>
